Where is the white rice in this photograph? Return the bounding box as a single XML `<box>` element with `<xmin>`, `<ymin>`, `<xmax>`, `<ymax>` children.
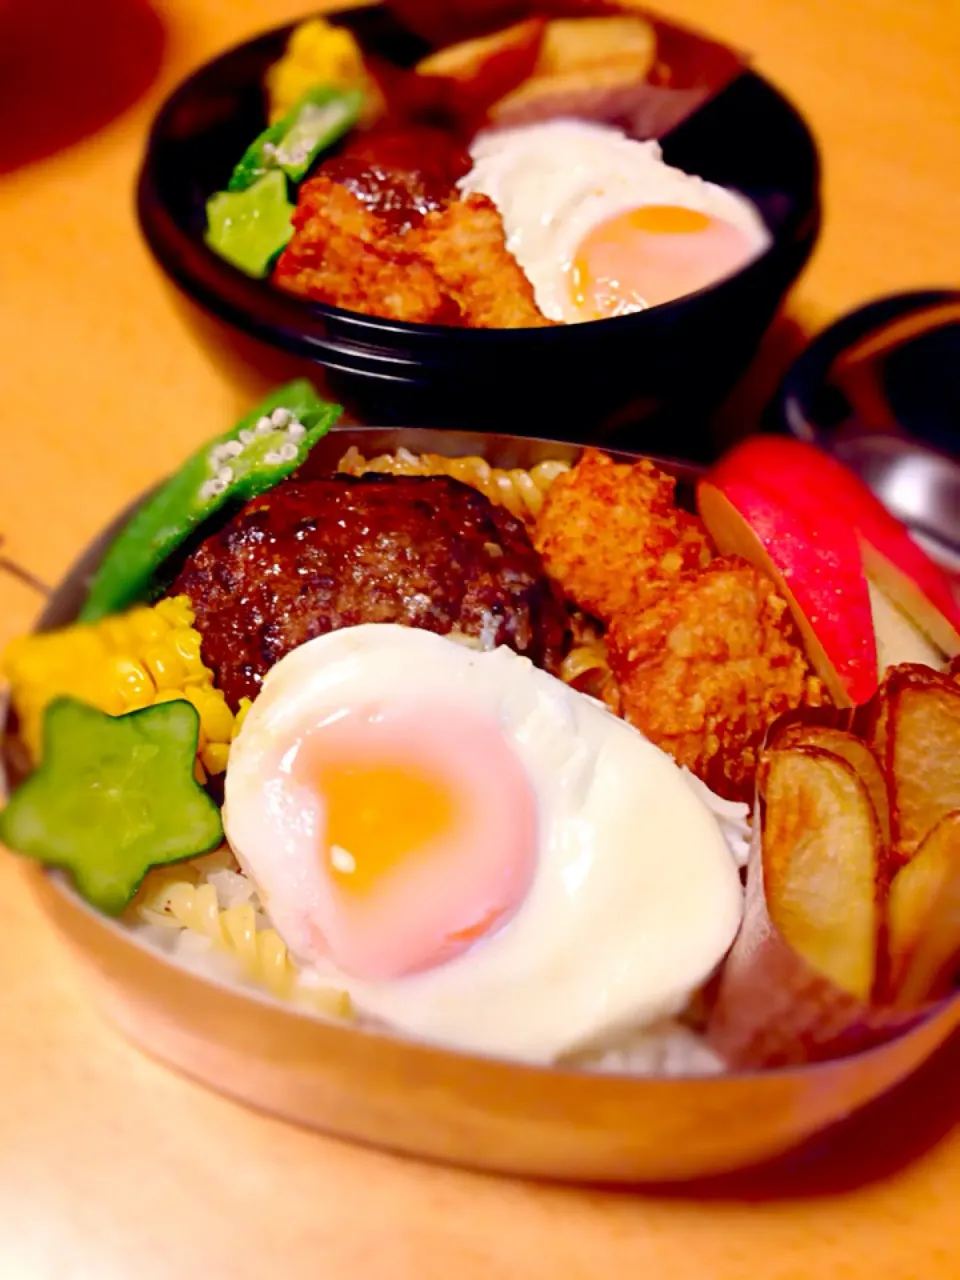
<box><xmin>680</xmin><ymin>768</ymin><xmax>752</xmax><ymax>867</ymax></box>
<box><xmin>133</xmin><ymin>856</ymin><xmax>727</xmax><ymax>1077</ymax></box>
<box><xmin>569</xmin><ymin>1022</ymin><xmax>724</xmax><ymax>1076</ymax></box>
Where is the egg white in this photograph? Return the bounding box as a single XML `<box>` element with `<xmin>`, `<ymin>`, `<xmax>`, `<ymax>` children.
<box><xmin>458</xmin><ymin>118</ymin><xmax>772</xmax><ymax>323</ymax></box>
<box><xmin>224</xmin><ymin>624</ymin><xmax>744</xmax><ymax>1064</ymax></box>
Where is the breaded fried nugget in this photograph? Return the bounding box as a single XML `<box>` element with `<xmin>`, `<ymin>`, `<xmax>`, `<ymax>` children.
<box><xmin>607</xmin><ymin>557</ymin><xmax>825</xmax><ymax>802</ymax></box>
<box><xmin>412</xmin><ymin>193</ymin><xmax>554</xmax><ymax>328</ymax></box>
<box><xmin>533</xmin><ymin>449</ymin><xmax>713</xmax><ymax>622</ymax></box>
<box><xmin>274</xmin><ymin>176</ymin><xmax>461</xmax><ymax>325</ymax></box>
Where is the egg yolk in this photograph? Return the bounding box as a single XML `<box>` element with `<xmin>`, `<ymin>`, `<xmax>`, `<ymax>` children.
<box><xmin>570</xmin><ymin>203</ymin><xmax>757</xmax><ymax>319</ymax></box>
<box><xmin>317</xmin><ymin>758</ymin><xmax>456</xmax><ymax>895</ymax></box>
<box><xmin>292</xmin><ymin>702</ymin><xmax>538</xmax><ymax>980</ymax></box>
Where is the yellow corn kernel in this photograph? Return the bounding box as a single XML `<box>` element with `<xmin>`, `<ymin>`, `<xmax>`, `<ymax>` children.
<box><xmin>194</xmin><ymin>758</ymin><xmax>208</xmax><ymax>786</ymax></box>
<box><xmin>288</xmin><ymin>16</ymin><xmax>341</xmax><ymax>60</ymax></box>
<box><xmin>153</xmin><ymin>688</ymin><xmax>186</xmax><ymax>705</ymax></box>
<box><xmin>181</xmin><ymin>685</ymin><xmax>206</xmax><ymax>714</ymax></box>
<box><xmin>3</xmin><ymin>593</ymin><xmax>242</xmax><ymax>772</ymax></box>
<box><xmin>112</xmin><ymin>657</ymin><xmax>156</xmax><ymax>711</ymax></box>
<box><xmin>155</xmin><ymin>595</ymin><xmax>196</xmax><ymax>628</ymax></box>
<box><xmin>1</xmin><ymin>632</ymin><xmax>33</xmax><ymax>672</ymax></box>
<box><xmin>142</xmin><ymin>642</ymin><xmax>188</xmax><ymax>691</ymax></box>
<box><xmin>265</xmin><ymin>17</ymin><xmax>381</xmax><ymax>125</ymax></box>
<box><xmin>201</xmin><ymin>742</ymin><xmax>231</xmax><ymax>776</ymax></box>
<box><xmin>98</xmin><ymin>615</ymin><xmax>134</xmax><ymax>652</ymax></box>
<box><xmin>91</xmin><ymin>686</ymin><xmax>127</xmax><ymax>719</ymax></box>
<box><xmin>198</xmin><ymin>690</ymin><xmax>235</xmax><ymax>743</ymax></box>
<box><xmin>122</xmin><ymin>690</ymin><xmax>156</xmax><ymax>714</ymax></box>
<box><xmin>127</xmin><ymin>607</ymin><xmax>171</xmax><ymax>646</ymax></box>
<box><xmin>171</xmin><ymin>628</ymin><xmax>207</xmax><ymax>678</ymax></box>
<box><xmin>8</xmin><ymin>628</ymin><xmax>104</xmax><ymax>685</ymax></box>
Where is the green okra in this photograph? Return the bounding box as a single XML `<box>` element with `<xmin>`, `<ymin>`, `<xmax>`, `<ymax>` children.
<box><xmin>79</xmin><ymin>380</ymin><xmax>341</xmax><ymax>622</ymax></box>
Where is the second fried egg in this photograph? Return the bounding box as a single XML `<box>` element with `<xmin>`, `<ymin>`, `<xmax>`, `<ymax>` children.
<box><xmin>459</xmin><ymin>119</ymin><xmax>771</xmax><ymax>322</ymax></box>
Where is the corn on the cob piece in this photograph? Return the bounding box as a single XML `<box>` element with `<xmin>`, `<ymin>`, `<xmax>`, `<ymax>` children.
<box><xmin>265</xmin><ymin>16</ymin><xmax>383</xmax><ymax>125</ymax></box>
<box><xmin>3</xmin><ymin>595</ymin><xmax>250</xmax><ymax>775</ymax></box>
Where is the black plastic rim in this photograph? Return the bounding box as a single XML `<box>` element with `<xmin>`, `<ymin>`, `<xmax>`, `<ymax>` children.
<box><xmin>770</xmin><ymin>289</ymin><xmax>960</xmax><ymax>445</ymax></box>
<box><xmin>135</xmin><ymin>5</ymin><xmax>822</xmax><ymax>387</ymax></box>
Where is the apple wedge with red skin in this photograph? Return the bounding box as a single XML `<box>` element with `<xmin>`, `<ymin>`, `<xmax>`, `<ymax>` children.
<box><xmin>708</xmin><ymin>437</ymin><xmax>960</xmax><ymax>658</ymax></box>
<box><xmin>698</xmin><ymin>475</ymin><xmax>878</xmax><ymax>707</ymax></box>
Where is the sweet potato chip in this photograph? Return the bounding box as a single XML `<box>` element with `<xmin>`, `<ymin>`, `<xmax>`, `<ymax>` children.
<box><xmin>711</xmin><ymin>663</ymin><xmax>960</xmax><ymax>1066</ymax></box>
<box><xmin>708</xmin><ymin>789</ymin><xmax>917</xmax><ymax>1069</ymax></box>
<box><xmin>887</xmin><ymin>676</ymin><xmax>960</xmax><ymax>858</ymax></box>
<box><xmin>864</xmin><ymin>664</ymin><xmax>942</xmax><ymax>804</ymax></box>
<box><xmin>888</xmin><ymin>811</ymin><xmax>960</xmax><ymax>1006</ymax></box>
<box><xmin>864</xmin><ymin>685</ymin><xmax>890</xmax><ymax>779</ymax></box>
<box><xmin>763</xmin><ymin>747</ymin><xmax>880</xmax><ymax>1001</ymax></box>
<box><xmin>767</xmin><ymin>722</ymin><xmax>891</xmax><ymax>850</ymax></box>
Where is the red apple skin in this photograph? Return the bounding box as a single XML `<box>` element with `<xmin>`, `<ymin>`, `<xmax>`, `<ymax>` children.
<box><xmin>710</xmin><ymin>437</ymin><xmax>960</xmax><ymax>656</ymax></box>
<box><xmin>698</xmin><ymin>478</ymin><xmax>878</xmax><ymax>707</ymax></box>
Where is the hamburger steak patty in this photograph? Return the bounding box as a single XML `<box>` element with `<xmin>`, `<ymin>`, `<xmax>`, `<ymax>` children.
<box><xmin>173</xmin><ymin>473</ymin><xmax>571</xmax><ymax>706</ymax></box>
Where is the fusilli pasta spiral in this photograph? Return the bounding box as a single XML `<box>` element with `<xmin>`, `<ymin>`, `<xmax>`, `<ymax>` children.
<box><xmin>135</xmin><ymin>854</ymin><xmax>349</xmax><ymax>1016</ymax></box>
<box><xmin>337</xmin><ymin>446</ymin><xmax>570</xmax><ymax>524</ymax></box>
<box><xmin>562</xmin><ymin>616</ymin><xmax>620</xmax><ymax>713</ymax></box>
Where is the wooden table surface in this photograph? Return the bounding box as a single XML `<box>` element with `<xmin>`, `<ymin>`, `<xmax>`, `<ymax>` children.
<box><xmin>2</xmin><ymin>0</ymin><xmax>960</xmax><ymax>1275</ymax></box>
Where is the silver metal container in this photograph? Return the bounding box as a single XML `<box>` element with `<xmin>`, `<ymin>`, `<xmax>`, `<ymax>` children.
<box><xmin>7</xmin><ymin>427</ymin><xmax>959</xmax><ymax>1184</ymax></box>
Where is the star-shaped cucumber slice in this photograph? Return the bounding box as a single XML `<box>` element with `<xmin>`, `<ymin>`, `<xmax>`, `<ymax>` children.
<box><xmin>0</xmin><ymin>698</ymin><xmax>224</xmax><ymax>915</ymax></box>
<box><xmin>205</xmin><ymin>169</ymin><xmax>294</xmax><ymax>277</ymax></box>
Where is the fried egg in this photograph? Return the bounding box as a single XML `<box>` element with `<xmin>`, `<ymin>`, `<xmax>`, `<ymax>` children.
<box><xmin>458</xmin><ymin>119</ymin><xmax>771</xmax><ymax>322</ymax></box>
<box><xmin>224</xmin><ymin>624</ymin><xmax>743</xmax><ymax>1063</ymax></box>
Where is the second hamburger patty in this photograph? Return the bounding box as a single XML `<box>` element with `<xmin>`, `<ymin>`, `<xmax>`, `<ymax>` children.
<box><xmin>173</xmin><ymin>473</ymin><xmax>570</xmax><ymax>706</ymax></box>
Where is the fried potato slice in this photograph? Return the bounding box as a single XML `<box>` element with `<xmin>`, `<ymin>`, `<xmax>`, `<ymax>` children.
<box><xmin>888</xmin><ymin>811</ymin><xmax>960</xmax><ymax>1006</ymax></box>
<box><xmin>535</xmin><ymin>16</ymin><xmax>657</xmax><ymax>76</ymax></box>
<box><xmin>490</xmin><ymin>63</ymin><xmax>649</xmax><ymax>120</ymax></box>
<box><xmin>767</xmin><ymin>722</ymin><xmax>891</xmax><ymax>850</ymax></box>
<box><xmin>490</xmin><ymin>15</ymin><xmax>657</xmax><ymax>120</ymax></box>
<box><xmin>763</xmin><ymin>747</ymin><xmax>880</xmax><ymax>1001</ymax></box>
<box><xmin>415</xmin><ymin>16</ymin><xmax>545</xmax><ymax>85</ymax></box>
<box><xmin>887</xmin><ymin>675</ymin><xmax>960</xmax><ymax>859</ymax></box>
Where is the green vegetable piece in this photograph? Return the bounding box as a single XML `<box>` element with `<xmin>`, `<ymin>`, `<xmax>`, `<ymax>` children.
<box><xmin>79</xmin><ymin>379</ymin><xmax>341</xmax><ymax>622</ymax></box>
<box><xmin>0</xmin><ymin>699</ymin><xmax>223</xmax><ymax>916</ymax></box>
<box><xmin>205</xmin><ymin>169</ymin><xmax>295</xmax><ymax>277</ymax></box>
<box><xmin>227</xmin><ymin>85</ymin><xmax>365</xmax><ymax>191</ymax></box>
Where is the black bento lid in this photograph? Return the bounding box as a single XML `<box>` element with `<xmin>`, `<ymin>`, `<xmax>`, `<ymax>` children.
<box><xmin>768</xmin><ymin>290</ymin><xmax>960</xmax><ymax>565</ymax></box>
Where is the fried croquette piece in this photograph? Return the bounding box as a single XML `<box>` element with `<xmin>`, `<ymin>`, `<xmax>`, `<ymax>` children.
<box><xmin>412</xmin><ymin>194</ymin><xmax>555</xmax><ymax>329</ymax></box>
<box><xmin>274</xmin><ymin>176</ymin><xmax>550</xmax><ymax>328</ymax></box>
<box><xmin>533</xmin><ymin>449</ymin><xmax>713</xmax><ymax>622</ymax></box>
<box><xmin>273</xmin><ymin>176</ymin><xmax>462</xmax><ymax>325</ymax></box>
<box><xmin>607</xmin><ymin>558</ymin><xmax>826</xmax><ymax>802</ymax></box>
